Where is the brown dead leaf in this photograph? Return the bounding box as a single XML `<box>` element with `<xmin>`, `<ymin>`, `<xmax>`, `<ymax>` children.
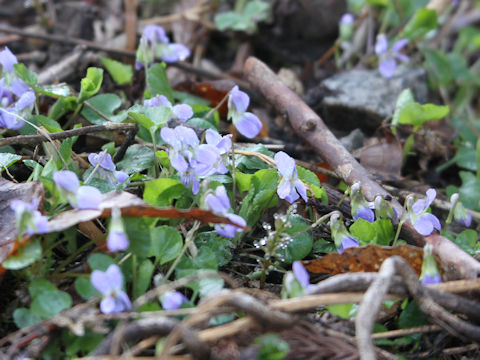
<box><xmin>0</xmin><ymin>178</ymin><xmax>45</xmax><ymax>268</ymax></box>
<box><xmin>47</xmin><ymin>190</ymin><xmax>246</xmax><ymax>233</ymax></box>
<box><xmin>353</xmin><ymin>136</ymin><xmax>403</xmax><ymax>181</ymax></box>
<box><xmin>303</xmin><ymin>244</ymin><xmax>426</xmax><ymax>276</ymax></box>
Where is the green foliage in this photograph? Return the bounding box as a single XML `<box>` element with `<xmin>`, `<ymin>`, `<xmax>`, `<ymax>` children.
<box><xmin>326</xmin><ymin>303</ymin><xmax>358</xmax><ymax>319</ymax></box>
<box><xmin>349</xmin><ymin>218</ymin><xmax>394</xmax><ymax>246</ymax></box>
<box><xmin>146</xmin><ymin>63</ymin><xmax>174</xmax><ymax>102</ymax></box>
<box><xmin>143</xmin><ymin>178</ymin><xmax>186</xmax><ymax>207</ymax></box>
<box><xmin>0</xmin><ymin>152</ymin><xmax>22</xmax><ymax>170</ymax></box>
<box><xmin>116</xmin><ymin>145</ymin><xmax>154</xmax><ymax>174</ymax></box>
<box><xmin>254</xmin><ymin>333</ymin><xmax>290</xmax><ymax>360</ymax></box>
<box><xmin>454</xmin><ymin>229</ymin><xmax>479</xmax><ymax>255</ymax></box>
<box><xmin>2</xmin><ymin>239</ymin><xmax>42</xmax><ymax>270</ymax></box>
<box><xmin>100</xmin><ymin>56</ymin><xmax>133</xmax><ymax>85</ymax></box>
<box><xmin>215</xmin><ymin>0</ymin><xmax>270</xmax><ymax>33</ymax></box>
<box><xmin>149</xmin><ymin>226</ymin><xmax>183</xmax><ymax>264</ymax></box>
<box><xmin>81</xmin><ymin>94</ymin><xmax>127</xmax><ymax>124</ymax></box>
<box><xmin>400</xmin><ymin>8</ymin><xmax>438</xmax><ymax>40</ymax></box>
<box><xmin>279</xmin><ymin>215</ymin><xmax>313</xmax><ymax>263</ymax></box>
<box><xmin>78</xmin><ymin>67</ymin><xmax>104</xmax><ymax>102</ymax></box>
<box><xmin>397</xmin><ymin>102</ymin><xmax>449</xmax><ymax>131</ymax></box>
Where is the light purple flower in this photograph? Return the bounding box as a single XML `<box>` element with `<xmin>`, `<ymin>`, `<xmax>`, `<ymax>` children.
<box><xmin>205</xmin><ymin>186</ymin><xmax>246</xmax><ymax>238</ymax></box>
<box><xmin>340</xmin><ymin>13</ymin><xmax>354</xmax><ymax>25</ymax></box>
<box><xmin>10</xmin><ymin>199</ymin><xmax>49</xmax><ymax>235</ymax></box>
<box><xmin>227</xmin><ymin>86</ymin><xmax>262</xmax><ymax>138</ymax></box>
<box><xmin>420</xmin><ymin>244</ymin><xmax>441</xmax><ymax>285</ymax></box>
<box><xmin>162</xmin><ymin>291</ymin><xmax>188</xmax><ymax>310</ymax></box>
<box><xmin>375</xmin><ymin>34</ymin><xmax>409</xmax><ymax>78</ymax></box>
<box><xmin>0</xmin><ymin>89</ymin><xmax>35</xmax><ymax>130</ymax></box>
<box><xmin>338</xmin><ymin>235</ymin><xmax>359</xmax><ymax>254</ymax></box>
<box><xmin>0</xmin><ymin>47</ymin><xmax>18</xmax><ymax>73</ymax></box>
<box><xmin>136</xmin><ymin>25</ymin><xmax>190</xmax><ymax>68</ymax></box>
<box><xmin>91</xmin><ymin>264</ymin><xmax>131</xmax><ymax>314</ymax></box>
<box><xmin>53</xmin><ymin>170</ymin><xmax>102</xmax><ymax>209</ymax></box>
<box><xmin>408</xmin><ymin>189</ymin><xmax>441</xmax><ymax>236</ymax></box>
<box><xmin>274</xmin><ymin>151</ymin><xmax>308</xmax><ymax>203</ymax></box>
<box><xmin>144</xmin><ymin>94</ymin><xmax>193</xmax><ymax>122</ymax></box>
<box><xmin>161</xmin><ymin>125</ymin><xmax>223</xmax><ymax>194</ymax></box>
<box><xmin>422</xmin><ymin>273</ymin><xmax>442</xmax><ymax>285</ymax></box>
<box><xmin>205</xmin><ymin>129</ymin><xmax>232</xmax><ymax>174</ymax></box>
<box><xmin>350</xmin><ymin>183</ymin><xmax>374</xmax><ymax>222</ymax></box>
<box><xmin>450</xmin><ymin>193</ymin><xmax>472</xmax><ymax>227</ymax></box>
<box><xmin>292</xmin><ymin>261</ymin><xmax>310</xmax><ymax>289</ymax></box>
<box><xmin>88</xmin><ymin>151</ymin><xmax>129</xmax><ymax>186</ymax></box>
<box><xmin>107</xmin><ymin>207</ymin><xmax>129</xmax><ymax>252</ymax></box>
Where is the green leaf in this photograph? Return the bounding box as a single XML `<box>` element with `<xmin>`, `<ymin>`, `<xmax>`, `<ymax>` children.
<box><xmin>147</xmin><ymin>63</ymin><xmax>174</xmax><ymax>103</ymax></box>
<box><xmin>349</xmin><ymin>218</ymin><xmax>377</xmax><ymax>245</ymax></box>
<box><xmin>128</xmin><ymin>104</ymin><xmax>171</xmax><ymax>132</ymax></box>
<box><xmin>297</xmin><ymin>166</ymin><xmax>320</xmax><ymax>187</ymax></box>
<box><xmin>0</xmin><ymin>152</ymin><xmax>22</xmax><ymax>170</ymax></box>
<box><xmin>398</xmin><ymin>300</ymin><xmax>428</xmax><ymax>328</ymax></box>
<box><xmin>29</xmin><ymin>278</ymin><xmax>57</xmax><ymax>298</ymax></box>
<box><xmin>13</xmin><ymin>308</ymin><xmax>42</xmax><ymax>328</ymax></box>
<box><xmin>373</xmin><ymin>219</ymin><xmax>394</xmax><ymax>246</ymax></box>
<box><xmin>135</xmin><ymin>259</ymin><xmax>155</xmax><ymax>298</ymax></box>
<box><xmin>81</xmin><ymin>94</ymin><xmax>127</xmax><ymax>125</ymax></box>
<box><xmin>280</xmin><ymin>215</ymin><xmax>313</xmax><ymax>263</ymax></box>
<box><xmin>423</xmin><ymin>49</ymin><xmax>453</xmax><ymax>88</ymax></box>
<box><xmin>14</xmin><ymin>63</ymin><xmax>38</xmax><ymax>87</ymax></box>
<box><xmin>100</xmin><ymin>56</ymin><xmax>133</xmax><ymax>85</ymax></box>
<box><xmin>397</xmin><ymin>102</ymin><xmax>449</xmax><ymax>131</ymax></box>
<box><xmin>143</xmin><ymin>178</ymin><xmax>186</xmax><ymax>207</ymax></box>
<box><xmin>392</xmin><ymin>89</ymin><xmax>415</xmax><ymax>132</ymax></box>
<box><xmin>2</xmin><ymin>238</ymin><xmax>42</xmax><ymax>270</ymax></box>
<box><xmin>124</xmin><ymin>217</ymin><xmax>154</xmax><ymax>256</ymax></box>
<box><xmin>400</xmin><ymin>8</ymin><xmax>438</xmax><ymax>40</ymax></box>
<box><xmin>214</xmin><ymin>0</ymin><xmax>270</xmax><ymax>33</ymax></box>
<box><xmin>326</xmin><ymin>303</ymin><xmax>358</xmax><ymax>319</ymax></box>
<box><xmin>195</xmin><ymin>231</ymin><xmax>234</xmax><ymax>266</ymax></box>
<box><xmin>254</xmin><ymin>333</ymin><xmax>290</xmax><ymax>360</ymax></box>
<box><xmin>235</xmin><ymin>170</ymin><xmax>252</xmax><ymax>192</ymax></box>
<box><xmin>458</xmin><ymin>171</ymin><xmax>480</xmax><ymax>211</ymax></box>
<box><xmin>116</xmin><ymin>145</ymin><xmax>154</xmax><ymax>174</ymax></box>
<box><xmin>454</xmin><ymin>146</ymin><xmax>477</xmax><ymax>171</ymax></box>
<box><xmin>187</xmin><ymin>117</ymin><xmax>218</xmax><ymax>130</ymax></box>
<box><xmin>75</xmin><ymin>277</ymin><xmax>97</xmax><ymax>300</ymax></box>
<box><xmin>454</xmin><ymin>229</ymin><xmax>478</xmax><ymax>255</ymax></box>
<box><xmin>78</xmin><ymin>67</ymin><xmax>104</xmax><ymax>102</ymax></box>
<box><xmin>31</xmin><ymin>290</ymin><xmax>72</xmax><ymax>318</ymax></box>
<box><xmin>87</xmin><ymin>253</ymin><xmax>115</xmax><ymax>271</ymax></box>
<box><xmin>149</xmin><ymin>226</ymin><xmax>183</xmax><ymax>264</ymax></box>
<box><xmin>235</xmin><ymin>144</ymin><xmax>273</xmax><ymax>172</ymax></box>
<box><xmin>253</xmin><ymin>168</ymin><xmax>279</xmax><ymax>191</ymax></box>
<box><xmin>34</xmin><ymin>115</ymin><xmax>63</xmax><ymax>132</ymax></box>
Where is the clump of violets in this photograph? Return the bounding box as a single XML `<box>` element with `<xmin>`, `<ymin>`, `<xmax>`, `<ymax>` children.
<box><xmin>0</xmin><ymin>47</ymin><xmax>36</xmax><ymax>130</ymax></box>
<box><xmin>349</xmin><ymin>182</ymin><xmax>374</xmax><ymax>222</ymax></box>
<box><xmin>329</xmin><ymin>212</ymin><xmax>359</xmax><ymax>253</ymax></box>
<box><xmin>420</xmin><ymin>244</ymin><xmax>442</xmax><ymax>285</ymax></box>
<box><xmin>10</xmin><ymin>199</ymin><xmax>49</xmax><ymax>237</ymax></box>
<box><xmin>88</xmin><ymin>151</ymin><xmax>129</xmax><ymax>186</ymax></box>
<box><xmin>107</xmin><ymin>208</ymin><xmax>129</xmax><ymax>252</ymax></box>
<box><xmin>274</xmin><ymin>151</ymin><xmax>308</xmax><ymax>204</ymax></box>
<box><xmin>53</xmin><ymin>170</ymin><xmax>102</xmax><ymax>209</ymax></box>
<box><xmin>161</xmin><ymin>291</ymin><xmax>189</xmax><ymax>310</ymax></box>
<box><xmin>204</xmin><ymin>185</ymin><xmax>246</xmax><ymax>238</ymax></box>
<box><xmin>161</xmin><ymin>125</ymin><xmax>224</xmax><ymax>194</ymax></box>
<box><xmin>90</xmin><ymin>264</ymin><xmax>132</xmax><ymax>314</ymax></box>
<box><xmin>449</xmin><ymin>193</ymin><xmax>472</xmax><ymax>227</ymax></box>
<box><xmin>144</xmin><ymin>94</ymin><xmax>193</xmax><ymax>122</ymax></box>
<box><xmin>136</xmin><ymin>25</ymin><xmax>190</xmax><ymax>69</ymax></box>
<box><xmin>227</xmin><ymin>85</ymin><xmax>262</xmax><ymax>138</ymax></box>
<box><xmin>407</xmin><ymin>188</ymin><xmax>441</xmax><ymax>236</ymax></box>
<box><xmin>375</xmin><ymin>34</ymin><xmax>409</xmax><ymax>78</ymax></box>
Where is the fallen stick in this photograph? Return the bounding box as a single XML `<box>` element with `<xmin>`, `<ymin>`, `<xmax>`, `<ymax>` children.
<box><xmin>243</xmin><ymin>56</ymin><xmax>480</xmax><ymax>279</ymax></box>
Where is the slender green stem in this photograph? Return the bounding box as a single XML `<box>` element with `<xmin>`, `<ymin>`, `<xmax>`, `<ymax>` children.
<box><xmin>53</xmin><ymin>238</ymin><xmax>97</xmax><ymax>275</ymax></box>
<box><xmin>132</xmin><ymin>254</ymin><xmax>137</xmax><ymax>298</ymax></box>
<box><xmin>64</xmin><ymin>103</ymin><xmax>83</xmax><ymax>129</ymax></box>
<box><xmin>151</xmin><ymin>130</ymin><xmax>160</xmax><ymax>178</ymax></box>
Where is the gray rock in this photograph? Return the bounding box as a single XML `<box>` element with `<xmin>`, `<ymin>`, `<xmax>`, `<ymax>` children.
<box><xmin>320</xmin><ymin>66</ymin><xmax>428</xmax><ymax>133</ymax></box>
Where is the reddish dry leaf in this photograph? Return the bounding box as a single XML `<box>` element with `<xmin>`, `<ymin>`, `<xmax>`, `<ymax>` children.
<box><xmin>47</xmin><ymin>190</ymin><xmax>246</xmax><ymax>233</ymax></box>
<box><xmin>0</xmin><ymin>178</ymin><xmax>45</xmax><ymax>269</ymax></box>
<box><xmin>303</xmin><ymin>244</ymin><xmax>428</xmax><ymax>276</ymax></box>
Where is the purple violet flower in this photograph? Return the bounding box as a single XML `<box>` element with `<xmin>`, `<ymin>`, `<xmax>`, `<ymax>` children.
<box><xmin>408</xmin><ymin>189</ymin><xmax>441</xmax><ymax>236</ymax></box>
<box><xmin>375</xmin><ymin>34</ymin><xmax>409</xmax><ymax>78</ymax></box>
<box><xmin>205</xmin><ymin>185</ymin><xmax>246</xmax><ymax>238</ymax></box>
<box><xmin>0</xmin><ymin>89</ymin><xmax>35</xmax><ymax>130</ymax></box>
<box><xmin>144</xmin><ymin>94</ymin><xmax>193</xmax><ymax>122</ymax></box>
<box><xmin>329</xmin><ymin>212</ymin><xmax>359</xmax><ymax>254</ymax></box>
<box><xmin>450</xmin><ymin>193</ymin><xmax>472</xmax><ymax>227</ymax></box>
<box><xmin>10</xmin><ymin>199</ymin><xmax>49</xmax><ymax>236</ymax></box>
<box><xmin>162</xmin><ymin>291</ymin><xmax>189</xmax><ymax>310</ymax></box>
<box><xmin>350</xmin><ymin>182</ymin><xmax>375</xmax><ymax>222</ymax></box>
<box><xmin>420</xmin><ymin>244</ymin><xmax>442</xmax><ymax>285</ymax></box>
<box><xmin>274</xmin><ymin>151</ymin><xmax>308</xmax><ymax>203</ymax></box>
<box><xmin>292</xmin><ymin>261</ymin><xmax>310</xmax><ymax>289</ymax></box>
<box><xmin>88</xmin><ymin>151</ymin><xmax>129</xmax><ymax>185</ymax></box>
<box><xmin>338</xmin><ymin>235</ymin><xmax>359</xmax><ymax>254</ymax></box>
<box><xmin>0</xmin><ymin>47</ymin><xmax>18</xmax><ymax>73</ymax></box>
<box><xmin>136</xmin><ymin>25</ymin><xmax>190</xmax><ymax>69</ymax></box>
<box><xmin>340</xmin><ymin>13</ymin><xmax>354</xmax><ymax>25</ymax></box>
<box><xmin>91</xmin><ymin>264</ymin><xmax>132</xmax><ymax>314</ymax></box>
<box><xmin>53</xmin><ymin>170</ymin><xmax>102</xmax><ymax>210</ymax></box>
<box><xmin>227</xmin><ymin>86</ymin><xmax>262</xmax><ymax>138</ymax></box>
<box><xmin>205</xmin><ymin>129</ymin><xmax>231</xmax><ymax>174</ymax></box>
<box><xmin>422</xmin><ymin>273</ymin><xmax>442</xmax><ymax>285</ymax></box>
<box><xmin>106</xmin><ymin>208</ymin><xmax>129</xmax><ymax>252</ymax></box>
